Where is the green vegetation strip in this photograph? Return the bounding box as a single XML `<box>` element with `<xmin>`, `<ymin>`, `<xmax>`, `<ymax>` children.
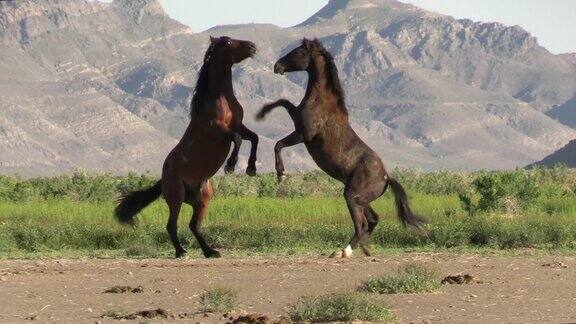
<box><xmin>0</xmin><ymin>168</ymin><xmax>574</xmax><ymax>257</ymax></box>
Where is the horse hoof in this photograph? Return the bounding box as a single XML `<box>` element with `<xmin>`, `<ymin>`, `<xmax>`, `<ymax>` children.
<box><xmin>330</xmin><ymin>245</ymin><xmax>353</xmax><ymax>258</ymax></box>
<box><xmin>205</xmin><ymin>250</ymin><xmax>221</xmax><ymax>258</ymax></box>
<box><xmin>277</xmin><ymin>174</ymin><xmax>286</xmax><ymax>183</ymax></box>
<box><xmin>329</xmin><ymin>250</ymin><xmax>343</xmax><ymax>258</ymax></box>
<box><xmin>224</xmin><ymin>165</ymin><xmax>235</xmax><ymax>174</ymax></box>
<box><xmin>361</xmin><ymin>246</ymin><xmax>372</xmax><ymax>257</ymax></box>
<box><xmin>246</xmin><ymin>166</ymin><xmax>257</xmax><ymax>176</ymax></box>
<box><xmin>175</xmin><ymin>250</ymin><xmax>188</xmax><ymax>259</ymax></box>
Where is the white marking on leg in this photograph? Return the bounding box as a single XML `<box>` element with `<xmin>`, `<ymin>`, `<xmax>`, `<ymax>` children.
<box><xmin>343</xmin><ymin>245</ymin><xmax>353</xmax><ymax>258</ymax></box>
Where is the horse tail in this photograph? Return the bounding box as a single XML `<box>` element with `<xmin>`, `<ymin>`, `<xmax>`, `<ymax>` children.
<box><xmin>115</xmin><ymin>180</ymin><xmax>162</xmax><ymax>224</ymax></box>
<box><xmin>387</xmin><ymin>177</ymin><xmax>426</xmax><ymax>228</ymax></box>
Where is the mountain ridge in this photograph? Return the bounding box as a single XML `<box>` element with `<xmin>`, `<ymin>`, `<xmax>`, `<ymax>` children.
<box><xmin>0</xmin><ymin>0</ymin><xmax>574</xmax><ymax>176</ymax></box>
<box><xmin>532</xmin><ymin>139</ymin><xmax>576</xmax><ymax>168</ymax></box>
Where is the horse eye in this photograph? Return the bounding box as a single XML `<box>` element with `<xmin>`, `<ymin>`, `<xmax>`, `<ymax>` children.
<box><xmin>226</xmin><ymin>41</ymin><xmax>231</xmax><ymax>46</ymax></box>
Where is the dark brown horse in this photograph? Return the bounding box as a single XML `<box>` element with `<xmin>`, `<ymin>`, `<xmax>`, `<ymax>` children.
<box><xmin>115</xmin><ymin>36</ymin><xmax>259</xmax><ymax>258</ymax></box>
<box><xmin>257</xmin><ymin>39</ymin><xmax>425</xmax><ymax>258</ymax></box>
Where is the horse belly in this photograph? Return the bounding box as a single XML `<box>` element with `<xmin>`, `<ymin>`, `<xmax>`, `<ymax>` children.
<box><xmin>305</xmin><ymin>141</ymin><xmax>350</xmax><ymax>182</ymax></box>
<box><xmin>183</xmin><ymin>140</ymin><xmax>232</xmax><ymax>181</ymax></box>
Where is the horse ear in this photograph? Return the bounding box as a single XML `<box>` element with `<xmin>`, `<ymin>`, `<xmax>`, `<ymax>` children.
<box><xmin>303</xmin><ymin>38</ymin><xmax>314</xmax><ymax>51</ymax></box>
<box><xmin>210</xmin><ymin>36</ymin><xmax>218</xmax><ymax>43</ymax></box>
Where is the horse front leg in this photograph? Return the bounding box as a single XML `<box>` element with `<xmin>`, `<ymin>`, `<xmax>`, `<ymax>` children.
<box><xmin>224</xmin><ymin>132</ymin><xmax>242</xmax><ymax>174</ymax></box>
<box><xmin>274</xmin><ymin>131</ymin><xmax>303</xmax><ymax>183</ymax></box>
<box><xmin>237</xmin><ymin>124</ymin><xmax>259</xmax><ymax>176</ymax></box>
<box><xmin>256</xmin><ymin>99</ymin><xmax>298</xmax><ymax>121</ymax></box>
<box><xmin>212</xmin><ymin>121</ymin><xmax>243</xmax><ymax>174</ymax></box>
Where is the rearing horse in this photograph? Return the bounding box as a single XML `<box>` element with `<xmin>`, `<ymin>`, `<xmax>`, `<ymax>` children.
<box><xmin>115</xmin><ymin>36</ymin><xmax>259</xmax><ymax>258</ymax></box>
<box><xmin>257</xmin><ymin>38</ymin><xmax>425</xmax><ymax>258</ymax></box>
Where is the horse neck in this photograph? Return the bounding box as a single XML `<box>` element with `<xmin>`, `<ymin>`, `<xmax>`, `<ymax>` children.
<box><xmin>207</xmin><ymin>62</ymin><xmax>233</xmax><ymax>97</ymax></box>
<box><xmin>304</xmin><ymin>54</ymin><xmax>343</xmax><ymax>114</ymax></box>
<box><xmin>305</xmin><ymin>54</ymin><xmax>330</xmax><ymax>99</ymax></box>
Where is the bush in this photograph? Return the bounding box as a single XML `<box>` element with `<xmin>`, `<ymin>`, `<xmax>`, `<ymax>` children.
<box><xmin>359</xmin><ymin>264</ymin><xmax>440</xmax><ymax>294</ymax></box>
<box><xmin>200</xmin><ymin>288</ymin><xmax>238</xmax><ymax>313</ymax></box>
<box><xmin>0</xmin><ymin>172</ymin><xmax>157</xmax><ymax>203</ymax></box>
<box><xmin>458</xmin><ymin>167</ymin><xmax>575</xmax><ymax>215</ymax></box>
<box><xmin>392</xmin><ymin>168</ymin><xmax>474</xmax><ymax>195</ymax></box>
<box><xmin>289</xmin><ymin>292</ymin><xmax>394</xmax><ymax>322</ymax></box>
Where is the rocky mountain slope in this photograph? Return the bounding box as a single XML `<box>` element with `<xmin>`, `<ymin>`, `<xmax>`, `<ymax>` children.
<box><xmin>0</xmin><ymin>0</ymin><xmax>575</xmax><ymax>176</ymax></box>
<box><xmin>532</xmin><ymin>139</ymin><xmax>576</xmax><ymax>168</ymax></box>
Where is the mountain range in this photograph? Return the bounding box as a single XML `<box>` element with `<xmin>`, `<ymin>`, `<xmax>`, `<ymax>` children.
<box><xmin>534</xmin><ymin>139</ymin><xmax>576</xmax><ymax>168</ymax></box>
<box><xmin>0</xmin><ymin>0</ymin><xmax>574</xmax><ymax>176</ymax></box>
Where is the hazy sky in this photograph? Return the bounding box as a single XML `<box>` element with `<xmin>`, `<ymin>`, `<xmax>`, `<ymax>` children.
<box><xmin>157</xmin><ymin>0</ymin><xmax>328</xmax><ymax>31</ymax></box>
<box><xmin>103</xmin><ymin>0</ymin><xmax>576</xmax><ymax>54</ymax></box>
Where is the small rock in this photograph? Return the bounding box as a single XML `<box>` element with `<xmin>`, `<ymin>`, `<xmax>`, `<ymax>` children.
<box><xmin>441</xmin><ymin>274</ymin><xmax>479</xmax><ymax>284</ymax></box>
<box><xmin>136</xmin><ymin>308</ymin><xmax>169</xmax><ymax>319</ymax></box>
<box><xmin>542</xmin><ymin>261</ymin><xmax>568</xmax><ymax>268</ymax></box>
<box><xmin>104</xmin><ymin>285</ymin><xmax>143</xmax><ymax>294</ymax></box>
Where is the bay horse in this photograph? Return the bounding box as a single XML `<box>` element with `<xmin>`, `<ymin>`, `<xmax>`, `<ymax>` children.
<box><xmin>257</xmin><ymin>38</ymin><xmax>425</xmax><ymax>258</ymax></box>
<box><xmin>115</xmin><ymin>36</ymin><xmax>259</xmax><ymax>258</ymax></box>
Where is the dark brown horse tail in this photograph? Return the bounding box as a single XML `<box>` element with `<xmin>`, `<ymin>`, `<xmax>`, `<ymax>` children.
<box><xmin>387</xmin><ymin>177</ymin><xmax>426</xmax><ymax>228</ymax></box>
<box><xmin>115</xmin><ymin>181</ymin><xmax>162</xmax><ymax>224</ymax></box>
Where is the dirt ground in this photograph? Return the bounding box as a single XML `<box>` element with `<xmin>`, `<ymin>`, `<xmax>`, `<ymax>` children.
<box><xmin>1</xmin><ymin>253</ymin><xmax>575</xmax><ymax>323</ymax></box>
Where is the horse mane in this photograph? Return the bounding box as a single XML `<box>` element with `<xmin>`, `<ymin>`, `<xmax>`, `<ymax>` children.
<box><xmin>190</xmin><ymin>43</ymin><xmax>215</xmax><ymax>117</ymax></box>
<box><xmin>305</xmin><ymin>39</ymin><xmax>347</xmax><ymax>113</ymax></box>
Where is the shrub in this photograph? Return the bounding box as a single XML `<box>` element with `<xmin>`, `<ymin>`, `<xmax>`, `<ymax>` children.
<box><xmin>200</xmin><ymin>288</ymin><xmax>238</xmax><ymax>313</ymax></box>
<box><xmin>289</xmin><ymin>292</ymin><xmax>394</xmax><ymax>322</ymax></box>
<box><xmin>458</xmin><ymin>167</ymin><xmax>574</xmax><ymax>215</ymax></box>
<box><xmin>359</xmin><ymin>264</ymin><xmax>440</xmax><ymax>294</ymax></box>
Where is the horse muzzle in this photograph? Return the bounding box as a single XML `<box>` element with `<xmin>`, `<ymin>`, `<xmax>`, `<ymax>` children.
<box><xmin>248</xmin><ymin>42</ymin><xmax>257</xmax><ymax>57</ymax></box>
<box><xmin>274</xmin><ymin>62</ymin><xmax>285</xmax><ymax>75</ymax></box>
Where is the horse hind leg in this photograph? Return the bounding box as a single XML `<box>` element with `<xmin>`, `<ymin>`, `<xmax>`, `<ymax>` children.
<box><xmin>365</xmin><ymin>206</ymin><xmax>380</xmax><ymax>235</ymax></box>
<box><xmin>331</xmin><ymin>168</ymin><xmax>386</xmax><ymax>258</ymax></box>
<box><xmin>189</xmin><ymin>181</ymin><xmax>220</xmax><ymax>258</ymax></box>
<box><xmin>330</xmin><ymin>191</ymin><xmax>368</xmax><ymax>259</ymax></box>
<box><xmin>361</xmin><ymin>206</ymin><xmax>381</xmax><ymax>257</ymax></box>
<box><xmin>164</xmin><ymin>181</ymin><xmax>187</xmax><ymax>258</ymax></box>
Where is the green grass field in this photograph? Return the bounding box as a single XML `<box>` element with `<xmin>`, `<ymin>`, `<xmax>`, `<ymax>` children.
<box><xmin>0</xmin><ymin>168</ymin><xmax>575</xmax><ymax>258</ymax></box>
